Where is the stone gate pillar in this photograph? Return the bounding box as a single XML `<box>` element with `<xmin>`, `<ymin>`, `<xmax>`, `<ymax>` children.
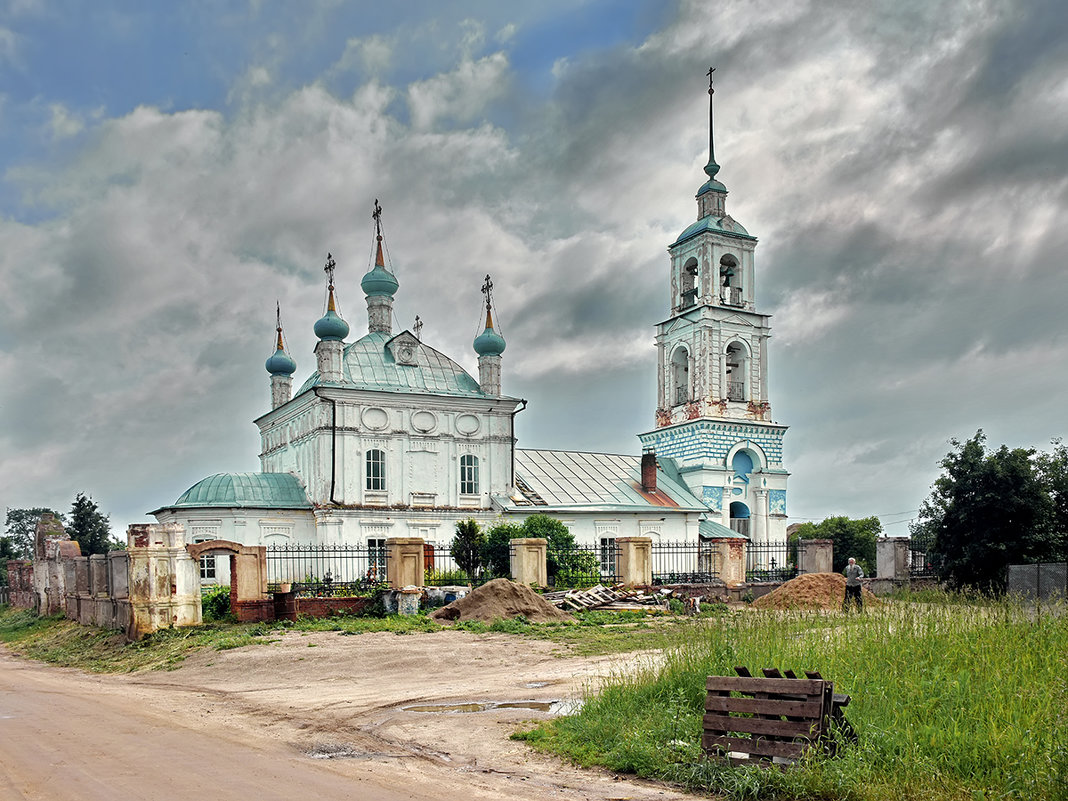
<box><xmin>509</xmin><ymin>538</ymin><xmax>547</xmax><ymax>586</ymax></box>
<box><xmin>386</xmin><ymin>537</ymin><xmax>425</xmax><ymax>588</ymax></box>
<box><xmin>798</xmin><ymin>539</ymin><xmax>833</xmax><ymax>574</ymax></box>
<box><xmin>876</xmin><ymin>537</ymin><xmax>909</xmax><ymax>580</ymax></box>
<box><xmin>126</xmin><ymin>523</ymin><xmax>202</xmax><ymax>640</ymax></box>
<box><xmin>616</xmin><ymin>537</ymin><xmax>652</xmax><ymax>587</ymax></box>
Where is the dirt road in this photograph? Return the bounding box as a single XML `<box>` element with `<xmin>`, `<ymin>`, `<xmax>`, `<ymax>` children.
<box><xmin>1</xmin><ymin>630</ymin><xmax>701</xmax><ymax>800</ymax></box>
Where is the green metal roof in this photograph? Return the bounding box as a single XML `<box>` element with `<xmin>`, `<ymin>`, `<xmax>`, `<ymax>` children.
<box><xmin>699</xmin><ymin>518</ymin><xmax>746</xmax><ymax>540</ymax></box>
<box><xmin>508</xmin><ymin>449</ymin><xmax>706</xmax><ymax>511</ymax></box>
<box><xmin>672</xmin><ymin>215</ymin><xmax>755</xmax><ymax>248</ymax></box>
<box><xmin>296</xmin><ymin>330</ymin><xmax>484</xmax><ymax>397</ymax></box>
<box><xmin>169</xmin><ymin>472</ymin><xmax>312</xmax><ymax>509</ymax></box>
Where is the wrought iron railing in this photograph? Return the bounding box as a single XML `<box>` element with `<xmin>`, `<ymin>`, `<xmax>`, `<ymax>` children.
<box><xmin>265</xmin><ymin>543</ymin><xmax>387</xmax><ymax>595</ymax></box>
<box><xmin>675</xmin><ymin>386</ymin><xmax>689</xmax><ymax>405</ymax></box>
<box><xmin>549</xmin><ymin>542</ymin><xmax>619</xmax><ymax>588</ymax></box>
<box><xmin>745</xmin><ymin>539</ymin><xmax>796</xmax><ymax>583</ymax></box>
<box><xmin>650</xmin><ymin>541</ymin><xmax>721</xmax><ymax>584</ymax></box>
<box><xmin>726</xmin><ymin>381</ymin><xmax>745</xmax><ymax>402</ymax></box>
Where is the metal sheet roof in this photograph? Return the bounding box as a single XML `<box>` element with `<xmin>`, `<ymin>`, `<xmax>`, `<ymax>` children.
<box><xmin>296</xmin><ymin>330</ymin><xmax>484</xmax><ymax>397</ymax></box>
<box><xmin>511</xmin><ymin>450</ymin><xmax>705</xmax><ymax>511</ymax></box>
<box><xmin>167</xmin><ymin>472</ymin><xmax>312</xmax><ymax>509</ymax></box>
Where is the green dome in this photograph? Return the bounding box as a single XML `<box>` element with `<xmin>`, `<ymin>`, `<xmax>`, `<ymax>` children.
<box><xmin>361</xmin><ymin>264</ymin><xmax>399</xmax><ymax>297</ymax></box>
<box><xmin>473</xmin><ymin>326</ymin><xmax>506</xmax><ymax>356</ymax></box>
<box><xmin>265</xmin><ymin>347</ymin><xmax>296</xmax><ymax>376</ymax></box>
<box><xmin>169</xmin><ymin>473</ymin><xmax>312</xmax><ymax>509</ymax></box>
<box><xmin>314</xmin><ymin>309</ymin><xmax>349</xmax><ymax>341</ymax></box>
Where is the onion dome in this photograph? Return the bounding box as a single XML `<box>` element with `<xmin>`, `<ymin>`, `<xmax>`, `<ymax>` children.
<box><xmin>361</xmin><ymin>233</ymin><xmax>399</xmax><ymax>297</ymax></box>
<box><xmin>265</xmin><ymin>307</ymin><xmax>297</xmax><ymax>375</ymax></box>
<box><xmin>315</xmin><ymin>254</ymin><xmax>350</xmax><ymax>341</ymax></box>
<box><xmin>473</xmin><ymin>307</ymin><xmax>506</xmax><ymax>356</ymax></box>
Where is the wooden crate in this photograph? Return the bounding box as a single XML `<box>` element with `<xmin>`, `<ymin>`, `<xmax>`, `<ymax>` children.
<box><xmin>702</xmin><ymin>671</ymin><xmax>834</xmax><ymax>766</ymax></box>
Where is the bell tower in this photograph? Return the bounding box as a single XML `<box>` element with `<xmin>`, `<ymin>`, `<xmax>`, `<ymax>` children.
<box><xmin>639</xmin><ymin>70</ymin><xmax>789</xmax><ymax>546</ymax></box>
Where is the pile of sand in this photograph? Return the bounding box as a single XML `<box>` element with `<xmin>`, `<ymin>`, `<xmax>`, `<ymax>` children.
<box><xmin>751</xmin><ymin>572</ymin><xmax>882</xmax><ymax>611</ymax></box>
<box><xmin>430</xmin><ymin>578</ymin><xmax>573</xmax><ymax>624</ymax></box>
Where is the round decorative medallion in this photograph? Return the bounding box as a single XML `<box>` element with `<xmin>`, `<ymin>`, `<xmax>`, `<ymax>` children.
<box><xmin>412</xmin><ymin>410</ymin><xmax>437</xmax><ymax>433</ymax></box>
<box><xmin>455</xmin><ymin>413</ymin><xmax>480</xmax><ymax>435</ymax></box>
<box><xmin>397</xmin><ymin>345</ymin><xmax>415</xmax><ymax>364</ymax></box>
<box><xmin>362</xmin><ymin>407</ymin><xmax>389</xmax><ymax>431</ymax></box>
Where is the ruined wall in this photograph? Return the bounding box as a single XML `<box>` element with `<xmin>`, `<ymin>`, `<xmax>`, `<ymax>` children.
<box><xmin>6</xmin><ymin>560</ymin><xmax>36</xmax><ymax>609</ymax></box>
<box><xmin>126</xmin><ymin>523</ymin><xmax>202</xmax><ymax>639</ymax></box>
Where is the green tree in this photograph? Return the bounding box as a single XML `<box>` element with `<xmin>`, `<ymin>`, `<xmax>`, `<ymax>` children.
<box><xmin>1034</xmin><ymin>439</ymin><xmax>1068</xmax><ymax>562</ymax></box>
<box><xmin>482</xmin><ymin>522</ymin><xmax>524</xmax><ymax>578</ymax></box>
<box><xmin>521</xmin><ymin>513</ymin><xmax>599</xmax><ymax>585</ymax></box>
<box><xmin>791</xmin><ymin>515</ymin><xmax>880</xmax><ymax>574</ymax></box>
<box><xmin>68</xmin><ymin>493</ymin><xmax>113</xmax><ymax>556</ymax></box>
<box><xmin>912</xmin><ymin>431</ymin><xmax>1057</xmax><ymax>594</ymax></box>
<box><xmin>3</xmin><ymin>507</ymin><xmax>66</xmax><ymax>560</ymax></box>
<box><xmin>449</xmin><ymin>518</ymin><xmax>485</xmax><ymax>581</ymax></box>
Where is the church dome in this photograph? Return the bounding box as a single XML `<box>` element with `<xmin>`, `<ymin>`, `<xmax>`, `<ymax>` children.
<box><xmin>473</xmin><ymin>326</ymin><xmax>506</xmax><ymax>357</ymax></box>
<box><xmin>314</xmin><ymin>308</ymin><xmax>349</xmax><ymax>341</ymax></box>
<box><xmin>265</xmin><ymin>347</ymin><xmax>296</xmax><ymax>376</ymax></box>
<box><xmin>361</xmin><ymin>264</ymin><xmax>399</xmax><ymax>298</ymax></box>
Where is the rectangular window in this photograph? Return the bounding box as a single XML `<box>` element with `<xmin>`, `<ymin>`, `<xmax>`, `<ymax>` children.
<box><xmin>367</xmin><ymin>538</ymin><xmax>387</xmax><ymax>580</ymax></box>
<box><xmin>460</xmin><ymin>454</ymin><xmax>479</xmax><ymax>495</ymax></box>
<box><xmin>193</xmin><ymin>535</ymin><xmax>217</xmax><ymax>581</ymax></box>
<box><xmin>599</xmin><ymin>537</ymin><xmax>617</xmax><ymax>577</ymax></box>
<box><xmin>366</xmin><ymin>449</ymin><xmax>386</xmax><ymax>491</ymax></box>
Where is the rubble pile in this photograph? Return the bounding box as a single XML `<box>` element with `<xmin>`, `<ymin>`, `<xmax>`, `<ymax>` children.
<box><xmin>543</xmin><ymin>584</ymin><xmax>672</xmax><ymax>612</ymax></box>
<box><xmin>751</xmin><ymin>572</ymin><xmax>881</xmax><ymax>611</ymax></box>
<box><xmin>431</xmin><ymin>578</ymin><xmax>573</xmax><ymax>624</ymax></box>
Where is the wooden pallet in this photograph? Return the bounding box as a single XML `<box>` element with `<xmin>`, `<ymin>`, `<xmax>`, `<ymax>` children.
<box><xmin>702</xmin><ymin>667</ymin><xmax>843</xmax><ymax>766</ymax></box>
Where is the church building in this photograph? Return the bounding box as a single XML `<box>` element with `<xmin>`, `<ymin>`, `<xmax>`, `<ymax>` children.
<box><xmin>151</xmin><ymin>76</ymin><xmax>789</xmax><ymax>568</ymax></box>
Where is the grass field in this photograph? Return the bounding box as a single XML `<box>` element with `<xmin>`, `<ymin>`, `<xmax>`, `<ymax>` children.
<box><xmin>515</xmin><ymin>598</ymin><xmax>1068</xmax><ymax>801</ymax></box>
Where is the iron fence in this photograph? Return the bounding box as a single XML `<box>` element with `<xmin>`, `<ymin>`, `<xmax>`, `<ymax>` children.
<box><xmin>650</xmin><ymin>540</ymin><xmax>721</xmax><ymax>584</ymax></box>
<box><xmin>423</xmin><ymin>541</ymin><xmax>474</xmax><ymax>586</ymax></box>
<box><xmin>549</xmin><ymin>541</ymin><xmax>619</xmax><ymax>588</ymax></box>
<box><xmin>1007</xmin><ymin>562</ymin><xmax>1067</xmax><ymax>601</ymax></box>
<box><xmin>745</xmin><ymin>539</ymin><xmax>796</xmax><ymax>583</ymax></box>
<box><xmin>908</xmin><ymin>531</ymin><xmax>936</xmax><ymax>578</ymax></box>
<box><xmin>265</xmin><ymin>543</ymin><xmax>387</xmax><ymax>596</ymax></box>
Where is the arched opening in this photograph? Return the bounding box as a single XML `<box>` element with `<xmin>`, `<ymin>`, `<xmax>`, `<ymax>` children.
<box><xmin>680</xmin><ymin>257</ymin><xmax>699</xmax><ymax>309</ymax></box>
<box><xmin>729</xmin><ymin>501</ymin><xmax>750</xmax><ymax>538</ymax></box>
<box><xmin>731</xmin><ymin>451</ymin><xmax>755</xmax><ymax>483</ymax></box>
<box><xmin>671</xmin><ymin>346</ymin><xmax>690</xmax><ymax>406</ymax></box>
<box><xmin>725</xmin><ymin>341</ymin><xmax>748</xmax><ymax>402</ymax></box>
<box><xmin>720</xmin><ymin>254</ymin><xmax>740</xmax><ymax>306</ymax></box>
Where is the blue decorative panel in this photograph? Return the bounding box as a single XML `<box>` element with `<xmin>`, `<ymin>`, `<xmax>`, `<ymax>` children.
<box><xmin>732</xmin><ymin>487</ymin><xmax>743</xmax><ymax>496</ymax></box>
<box><xmin>702</xmin><ymin>486</ymin><xmax>723</xmax><ymax>512</ymax></box>
<box><xmin>640</xmin><ymin>420</ymin><xmax>787</xmax><ymax>468</ymax></box>
<box><xmin>769</xmin><ymin>489</ymin><xmax>787</xmax><ymax>515</ymax></box>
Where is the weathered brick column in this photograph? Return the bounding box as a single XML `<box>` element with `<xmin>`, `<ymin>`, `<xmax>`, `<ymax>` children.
<box><xmin>386</xmin><ymin>537</ymin><xmax>425</xmax><ymax>588</ymax></box>
<box><xmin>126</xmin><ymin>523</ymin><xmax>202</xmax><ymax>640</ymax></box>
<box><xmin>876</xmin><ymin>537</ymin><xmax>909</xmax><ymax>580</ymax></box>
<box><xmin>616</xmin><ymin>537</ymin><xmax>652</xmax><ymax>587</ymax></box>
<box><xmin>509</xmin><ymin>538</ymin><xmax>547</xmax><ymax>587</ymax></box>
<box><xmin>798</xmin><ymin>539</ymin><xmax>833</xmax><ymax>574</ymax></box>
<box><xmin>704</xmin><ymin>537</ymin><xmax>747</xmax><ymax>586</ymax></box>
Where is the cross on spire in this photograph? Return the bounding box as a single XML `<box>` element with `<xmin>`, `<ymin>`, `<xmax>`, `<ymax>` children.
<box><xmin>707</xmin><ymin>66</ymin><xmax>715</xmax><ymax>95</ymax></box>
<box><xmin>413</xmin><ymin>314</ymin><xmax>423</xmax><ymax>340</ymax></box>
<box><xmin>324</xmin><ymin>252</ymin><xmax>336</xmax><ymax>290</ymax></box>
<box><xmin>704</xmin><ymin>66</ymin><xmax>720</xmax><ymax>180</ymax></box>
<box><xmin>481</xmin><ymin>274</ymin><xmax>493</xmax><ymax>310</ymax></box>
<box><xmin>372</xmin><ymin>198</ymin><xmax>383</xmax><ymax>240</ymax></box>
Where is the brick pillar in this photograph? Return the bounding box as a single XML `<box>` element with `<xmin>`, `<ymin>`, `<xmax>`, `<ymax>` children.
<box><xmin>877</xmin><ymin>537</ymin><xmax>909</xmax><ymax>579</ymax></box>
<box><xmin>386</xmin><ymin>537</ymin><xmax>425</xmax><ymax>588</ymax></box>
<box><xmin>509</xmin><ymin>538</ymin><xmax>547</xmax><ymax>586</ymax></box>
<box><xmin>126</xmin><ymin>523</ymin><xmax>202</xmax><ymax>640</ymax></box>
<box><xmin>798</xmin><ymin>539</ymin><xmax>833</xmax><ymax>574</ymax></box>
<box><xmin>705</xmin><ymin>538</ymin><xmax>747</xmax><ymax>586</ymax></box>
<box><xmin>616</xmin><ymin>537</ymin><xmax>652</xmax><ymax>587</ymax></box>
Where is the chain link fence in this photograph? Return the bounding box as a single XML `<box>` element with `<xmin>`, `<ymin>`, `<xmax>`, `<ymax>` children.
<box><xmin>1006</xmin><ymin>562</ymin><xmax>1066</xmax><ymax>601</ymax></box>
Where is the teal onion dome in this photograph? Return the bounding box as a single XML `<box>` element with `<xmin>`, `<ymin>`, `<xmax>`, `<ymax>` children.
<box><xmin>361</xmin><ymin>264</ymin><xmax>399</xmax><ymax>297</ymax></box>
<box><xmin>265</xmin><ymin>347</ymin><xmax>296</xmax><ymax>376</ymax></box>
<box><xmin>473</xmin><ymin>317</ymin><xmax>506</xmax><ymax>357</ymax></box>
<box><xmin>314</xmin><ymin>308</ymin><xmax>349</xmax><ymax>341</ymax></box>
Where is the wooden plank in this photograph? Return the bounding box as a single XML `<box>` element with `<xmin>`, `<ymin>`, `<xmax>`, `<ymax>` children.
<box><xmin>703</xmin><ymin>713</ymin><xmax>819</xmax><ymax>739</ymax></box>
<box><xmin>706</xmin><ymin>676</ymin><xmax>826</xmax><ymax>696</ymax></box>
<box><xmin>702</xmin><ymin>734</ymin><xmax>807</xmax><ymax>760</ymax></box>
<box><xmin>705</xmin><ymin>696</ymin><xmax>823</xmax><ymax>718</ymax></box>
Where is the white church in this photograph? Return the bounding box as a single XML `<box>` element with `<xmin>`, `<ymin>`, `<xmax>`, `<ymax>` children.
<box><xmin>151</xmin><ymin>79</ymin><xmax>790</xmax><ymax>566</ymax></box>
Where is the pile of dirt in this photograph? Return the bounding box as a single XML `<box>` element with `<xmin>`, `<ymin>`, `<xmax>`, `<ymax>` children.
<box><xmin>751</xmin><ymin>572</ymin><xmax>882</xmax><ymax>611</ymax></box>
<box><xmin>430</xmin><ymin>578</ymin><xmax>573</xmax><ymax>624</ymax></box>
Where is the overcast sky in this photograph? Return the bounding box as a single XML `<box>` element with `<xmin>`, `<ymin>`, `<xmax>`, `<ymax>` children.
<box><xmin>2</xmin><ymin>0</ymin><xmax>1066</xmax><ymax>538</ymax></box>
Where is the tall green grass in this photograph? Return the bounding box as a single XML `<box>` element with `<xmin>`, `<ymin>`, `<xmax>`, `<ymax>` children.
<box><xmin>517</xmin><ymin>600</ymin><xmax>1068</xmax><ymax>801</ymax></box>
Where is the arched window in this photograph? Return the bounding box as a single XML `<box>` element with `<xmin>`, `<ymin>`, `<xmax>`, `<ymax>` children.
<box><xmin>680</xmin><ymin>257</ymin><xmax>699</xmax><ymax>308</ymax></box>
<box><xmin>729</xmin><ymin>501</ymin><xmax>751</xmax><ymax>537</ymax></box>
<box><xmin>460</xmin><ymin>454</ymin><xmax>479</xmax><ymax>495</ymax></box>
<box><xmin>671</xmin><ymin>347</ymin><xmax>690</xmax><ymax>406</ymax></box>
<box><xmin>366</xmin><ymin>449</ymin><xmax>386</xmax><ymax>491</ymax></box>
<box><xmin>720</xmin><ymin>254</ymin><xmax>740</xmax><ymax>306</ymax></box>
<box><xmin>725</xmin><ymin>341</ymin><xmax>747</xmax><ymax>402</ymax></box>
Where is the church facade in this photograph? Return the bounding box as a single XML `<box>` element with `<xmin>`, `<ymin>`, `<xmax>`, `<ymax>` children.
<box><xmin>151</xmin><ymin>79</ymin><xmax>788</xmax><ymax>566</ymax></box>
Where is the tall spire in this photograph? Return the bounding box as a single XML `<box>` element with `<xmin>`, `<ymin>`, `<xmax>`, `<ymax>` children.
<box><xmin>473</xmin><ymin>274</ymin><xmax>506</xmax><ymax>395</ymax></box>
<box><xmin>266</xmin><ymin>301</ymin><xmax>296</xmax><ymax>409</ymax></box>
<box><xmin>705</xmin><ymin>66</ymin><xmax>719</xmax><ymax>180</ymax></box>
<box><xmin>314</xmin><ymin>253</ymin><xmax>350</xmax><ymax>342</ymax></box>
<box><xmin>361</xmin><ymin>198</ymin><xmax>399</xmax><ymax>334</ymax></box>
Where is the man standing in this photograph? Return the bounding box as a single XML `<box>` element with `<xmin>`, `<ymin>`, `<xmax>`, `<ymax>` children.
<box><xmin>843</xmin><ymin>557</ymin><xmax>864</xmax><ymax>612</ymax></box>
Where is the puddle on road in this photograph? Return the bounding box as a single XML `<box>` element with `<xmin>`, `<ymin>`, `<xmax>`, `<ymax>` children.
<box><xmin>402</xmin><ymin>699</ymin><xmax>580</xmax><ymax>715</ymax></box>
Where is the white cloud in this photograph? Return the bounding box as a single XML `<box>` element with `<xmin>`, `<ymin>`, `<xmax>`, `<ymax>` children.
<box><xmin>407</xmin><ymin>52</ymin><xmax>510</xmax><ymax>130</ymax></box>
